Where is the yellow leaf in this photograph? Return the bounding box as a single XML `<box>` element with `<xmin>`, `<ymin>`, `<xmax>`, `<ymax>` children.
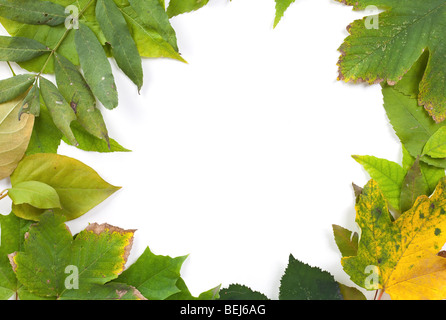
<box><xmin>0</xmin><ymin>94</ymin><xmax>34</xmax><ymax>180</ymax></box>
<box><xmin>342</xmin><ymin>178</ymin><xmax>446</xmax><ymax>300</ymax></box>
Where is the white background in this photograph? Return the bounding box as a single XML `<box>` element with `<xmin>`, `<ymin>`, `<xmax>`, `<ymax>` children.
<box><xmin>0</xmin><ymin>0</ymin><xmax>401</xmax><ymax>300</ymax></box>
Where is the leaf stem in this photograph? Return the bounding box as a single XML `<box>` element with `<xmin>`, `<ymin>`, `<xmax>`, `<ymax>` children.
<box><xmin>7</xmin><ymin>62</ymin><xmax>16</xmax><ymax>76</ymax></box>
<box><xmin>36</xmin><ymin>0</ymin><xmax>96</xmax><ymax>78</ymax></box>
<box><xmin>0</xmin><ymin>189</ymin><xmax>8</xmax><ymax>201</ymax></box>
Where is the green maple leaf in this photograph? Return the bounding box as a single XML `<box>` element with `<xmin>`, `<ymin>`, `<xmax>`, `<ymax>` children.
<box><xmin>337</xmin><ymin>0</ymin><xmax>446</xmax><ymax>122</ymax></box>
<box><xmin>9</xmin><ymin>211</ymin><xmax>145</xmax><ymax>300</ymax></box>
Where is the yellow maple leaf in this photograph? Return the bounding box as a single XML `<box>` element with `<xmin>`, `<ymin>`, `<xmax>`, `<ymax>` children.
<box><xmin>342</xmin><ymin>178</ymin><xmax>446</xmax><ymax>300</ymax></box>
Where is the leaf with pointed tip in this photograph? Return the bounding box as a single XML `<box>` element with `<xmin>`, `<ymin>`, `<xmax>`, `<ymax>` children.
<box><xmin>96</xmin><ymin>0</ymin><xmax>143</xmax><ymax>91</ymax></box>
<box><xmin>332</xmin><ymin>224</ymin><xmax>358</xmax><ymax>258</ymax></box>
<box><xmin>39</xmin><ymin>76</ymin><xmax>77</xmax><ymax>146</ymax></box>
<box><xmin>0</xmin><ymin>0</ymin><xmax>67</xmax><ymax>26</ymax></box>
<box><xmin>422</xmin><ymin>126</ymin><xmax>446</xmax><ymax>159</ymax></box>
<box><xmin>0</xmin><ymin>74</ymin><xmax>35</xmax><ymax>104</ymax></box>
<box><xmin>10</xmin><ymin>153</ymin><xmax>121</xmax><ymax>221</ymax></box>
<box><xmin>352</xmin><ymin>155</ymin><xmax>406</xmax><ymax>212</ymax></box>
<box><xmin>114</xmin><ymin>246</ymin><xmax>187</xmax><ymax>300</ymax></box>
<box><xmin>0</xmin><ymin>36</ymin><xmax>49</xmax><ymax>62</ymax></box>
<box><xmin>74</xmin><ymin>23</ymin><xmax>118</xmax><ymax>110</ymax></box>
<box><xmin>8</xmin><ymin>180</ymin><xmax>61</xmax><ymax>209</ymax></box>
<box><xmin>274</xmin><ymin>0</ymin><xmax>295</xmax><ymax>28</ymax></box>
<box><xmin>279</xmin><ymin>254</ymin><xmax>364</xmax><ymax>300</ymax></box>
<box><xmin>167</xmin><ymin>0</ymin><xmax>210</xmax><ymax>18</ymax></box>
<box><xmin>54</xmin><ymin>52</ymin><xmax>109</xmax><ymax>143</ymax></box>
<box><xmin>166</xmin><ymin>278</ymin><xmax>220</xmax><ymax>300</ymax></box>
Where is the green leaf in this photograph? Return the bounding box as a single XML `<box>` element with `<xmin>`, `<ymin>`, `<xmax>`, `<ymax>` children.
<box><xmin>332</xmin><ymin>224</ymin><xmax>358</xmax><ymax>258</ymax></box>
<box><xmin>274</xmin><ymin>0</ymin><xmax>295</xmax><ymax>28</ymax></box>
<box><xmin>59</xmin><ymin>283</ymin><xmax>145</xmax><ymax>300</ymax></box>
<box><xmin>66</xmin><ymin>121</ymin><xmax>130</xmax><ymax>153</ymax></box>
<box><xmin>167</xmin><ymin>0</ymin><xmax>209</xmax><ymax>18</ymax></box>
<box><xmin>74</xmin><ymin>23</ymin><xmax>118</xmax><ymax>110</ymax></box>
<box><xmin>400</xmin><ymin>158</ymin><xmax>429</xmax><ymax>213</ymax></box>
<box><xmin>279</xmin><ymin>254</ymin><xmax>343</xmax><ymax>300</ymax></box>
<box><xmin>54</xmin><ymin>52</ymin><xmax>109</xmax><ymax>143</ymax></box>
<box><xmin>423</xmin><ymin>126</ymin><xmax>446</xmax><ymax>159</ymax></box>
<box><xmin>352</xmin><ymin>155</ymin><xmax>406</xmax><ymax>212</ymax></box>
<box><xmin>39</xmin><ymin>77</ymin><xmax>77</xmax><ymax>146</ymax></box>
<box><xmin>114</xmin><ymin>246</ymin><xmax>187</xmax><ymax>300</ymax></box>
<box><xmin>0</xmin><ymin>0</ymin><xmax>67</xmax><ymax>26</ymax></box>
<box><xmin>19</xmin><ymin>85</ymin><xmax>40</xmax><ymax>119</ymax></box>
<box><xmin>10</xmin><ymin>211</ymin><xmax>141</xmax><ymax>299</ymax></box>
<box><xmin>26</xmin><ymin>99</ymin><xmax>62</xmax><ymax>155</ymax></box>
<box><xmin>337</xmin><ymin>0</ymin><xmax>446</xmax><ymax>122</ymax></box>
<box><xmin>8</xmin><ymin>181</ymin><xmax>61</xmax><ymax>209</ymax></box>
<box><xmin>0</xmin><ymin>36</ymin><xmax>49</xmax><ymax>62</ymax></box>
<box><xmin>0</xmin><ymin>213</ymin><xmax>32</xmax><ymax>300</ymax></box>
<box><xmin>402</xmin><ymin>145</ymin><xmax>445</xmax><ymax>197</ymax></box>
<box><xmin>219</xmin><ymin>284</ymin><xmax>269</xmax><ymax>300</ymax></box>
<box><xmin>119</xmin><ymin>5</ymin><xmax>186</xmax><ymax>63</ymax></box>
<box><xmin>128</xmin><ymin>0</ymin><xmax>179</xmax><ymax>51</ymax></box>
<box><xmin>96</xmin><ymin>0</ymin><xmax>143</xmax><ymax>91</ymax></box>
<box><xmin>10</xmin><ymin>153</ymin><xmax>121</xmax><ymax>221</ymax></box>
<box><xmin>0</xmin><ymin>74</ymin><xmax>35</xmax><ymax>104</ymax></box>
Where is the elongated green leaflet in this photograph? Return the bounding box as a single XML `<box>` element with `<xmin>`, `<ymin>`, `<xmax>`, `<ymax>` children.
<box><xmin>0</xmin><ymin>36</ymin><xmax>48</xmax><ymax>62</ymax></box>
<box><xmin>54</xmin><ymin>52</ymin><xmax>109</xmax><ymax>143</ymax></box>
<box><xmin>39</xmin><ymin>77</ymin><xmax>77</xmax><ymax>146</ymax></box>
<box><xmin>8</xmin><ymin>180</ymin><xmax>61</xmax><ymax>209</ymax></box>
<box><xmin>0</xmin><ymin>0</ymin><xmax>67</xmax><ymax>26</ymax></box>
<box><xmin>74</xmin><ymin>23</ymin><xmax>118</xmax><ymax>110</ymax></box>
<box><xmin>0</xmin><ymin>74</ymin><xmax>35</xmax><ymax>104</ymax></box>
<box><xmin>167</xmin><ymin>0</ymin><xmax>210</xmax><ymax>18</ymax></box>
<box><xmin>96</xmin><ymin>0</ymin><xmax>143</xmax><ymax>91</ymax></box>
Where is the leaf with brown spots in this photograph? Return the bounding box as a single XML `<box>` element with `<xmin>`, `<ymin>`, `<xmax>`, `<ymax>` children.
<box><xmin>342</xmin><ymin>178</ymin><xmax>446</xmax><ymax>300</ymax></box>
<box><xmin>9</xmin><ymin>211</ymin><xmax>144</xmax><ymax>300</ymax></box>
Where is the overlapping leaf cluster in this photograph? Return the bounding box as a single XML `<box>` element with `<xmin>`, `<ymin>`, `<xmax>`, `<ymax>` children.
<box><xmin>0</xmin><ymin>0</ymin><xmax>187</xmax><ymax>178</ymax></box>
<box><xmin>336</xmin><ymin>0</ymin><xmax>446</xmax><ymax>300</ymax></box>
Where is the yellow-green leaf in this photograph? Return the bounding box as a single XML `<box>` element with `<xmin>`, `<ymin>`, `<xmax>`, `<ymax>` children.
<box><xmin>0</xmin><ymin>93</ymin><xmax>34</xmax><ymax>180</ymax></box>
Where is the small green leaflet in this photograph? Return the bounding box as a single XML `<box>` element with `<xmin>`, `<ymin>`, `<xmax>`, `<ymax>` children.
<box><xmin>95</xmin><ymin>0</ymin><xmax>143</xmax><ymax>91</ymax></box>
<box><xmin>0</xmin><ymin>74</ymin><xmax>35</xmax><ymax>104</ymax></box>
<box><xmin>422</xmin><ymin>127</ymin><xmax>446</xmax><ymax>159</ymax></box>
<box><xmin>167</xmin><ymin>0</ymin><xmax>210</xmax><ymax>18</ymax></box>
<box><xmin>39</xmin><ymin>76</ymin><xmax>77</xmax><ymax>146</ymax></box>
<box><xmin>7</xmin><ymin>180</ymin><xmax>61</xmax><ymax>209</ymax></box>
